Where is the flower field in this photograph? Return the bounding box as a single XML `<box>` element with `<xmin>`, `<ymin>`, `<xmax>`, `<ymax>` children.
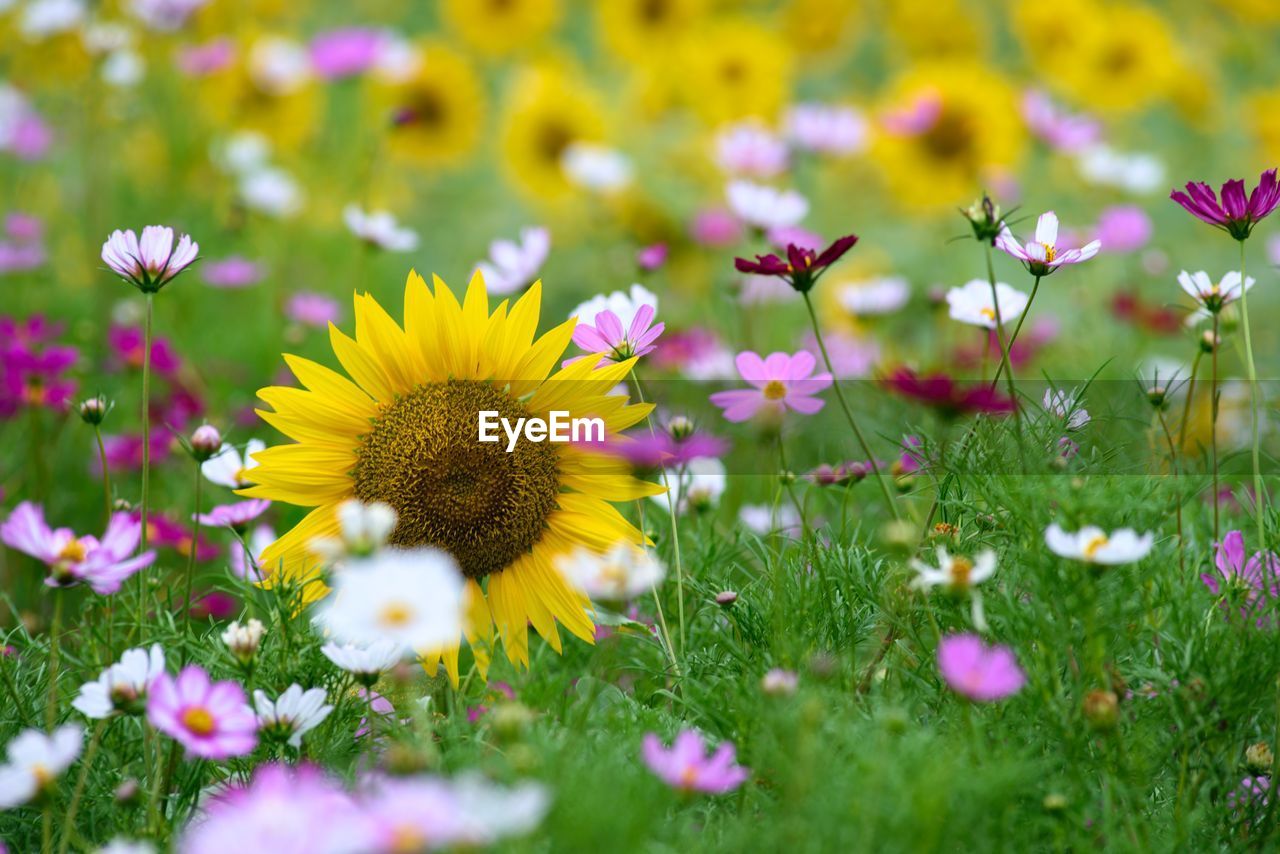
<box><xmin>4</xmin><ymin>0</ymin><xmax>1280</xmax><ymax>851</ymax></box>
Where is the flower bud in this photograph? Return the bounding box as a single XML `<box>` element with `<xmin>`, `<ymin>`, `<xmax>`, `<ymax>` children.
<box><xmin>761</xmin><ymin>668</ymin><xmax>799</xmax><ymax>696</ymax></box>
<box><xmin>78</xmin><ymin>396</ymin><xmax>109</xmax><ymax>425</ymax></box>
<box><xmin>115</xmin><ymin>779</ymin><xmax>142</xmax><ymax>806</ymax></box>
<box><xmin>1199</xmin><ymin>330</ymin><xmax>1219</xmax><ymax>354</ymax></box>
<box><xmin>221</xmin><ymin>618</ymin><xmax>264</xmax><ymax>664</ymax></box>
<box><xmin>1246</xmin><ymin>741</ymin><xmax>1274</xmax><ymax>774</ymax></box>
<box><xmin>190</xmin><ymin>424</ymin><xmax>222</xmax><ymax>462</ymax></box>
<box><xmin>1042</xmin><ymin>792</ymin><xmax>1069</xmax><ymax>812</ymax></box>
<box><xmin>1083</xmin><ymin>689</ymin><xmax>1120</xmax><ymax>731</ymax></box>
<box><xmin>666</xmin><ymin>415</ymin><xmax>695</xmax><ymax>441</ymax></box>
<box><xmin>1146</xmin><ymin>386</ymin><xmax>1168</xmax><ymax>410</ymax></box>
<box><xmin>962</xmin><ymin>194</ymin><xmax>1004</xmax><ymax>244</ymax></box>
<box><xmin>715</xmin><ymin>590</ymin><xmax>738</xmax><ymax>607</ymax></box>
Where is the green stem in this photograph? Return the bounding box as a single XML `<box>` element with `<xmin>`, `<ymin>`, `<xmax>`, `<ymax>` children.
<box><xmin>0</xmin><ymin>650</ymin><xmax>31</xmax><ymax>727</ymax></box>
<box><xmin>1177</xmin><ymin>350</ymin><xmax>1202</xmax><ymax>452</ymax></box>
<box><xmin>801</xmin><ymin>291</ymin><xmax>900</xmax><ymax>519</ymax></box>
<box><xmin>183</xmin><ymin>462</ymin><xmax>202</xmax><ymax>651</ymax></box>
<box><xmin>1211</xmin><ymin>314</ymin><xmax>1221</xmax><ymax>543</ymax></box>
<box><xmin>45</xmin><ymin>593</ymin><xmax>63</xmax><ymax>730</ymax></box>
<box><xmin>140</xmin><ymin>293</ymin><xmax>153</xmax><ymax>550</ymax></box>
<box><xmin>57</xmin><ymin>721</ymin><xmax>105</xmax><ymax>854</ymax></box>
<box><xmin>983</xmin><ymin>243</ymin><xmax>1019</xmax><ymax>410</ymax></box>
<box><xmin>93</xmin><ymin>424</ymin><xmax>113</xmax><ymax>527</ymax></box>
<box><xmin>990</xmin><ymin>274</ymin><xmax>1041</xmax><ymax>391</ymax></box>
<box><xmin>1236</xmin><ymin>240</ymin><xmax>1266</xmax><ymax>550</ymax></box>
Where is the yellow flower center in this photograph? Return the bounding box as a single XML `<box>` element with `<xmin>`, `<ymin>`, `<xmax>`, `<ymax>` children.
<box><xmin>948</xmin><ymin>557</ymin><xmax>973</xmax><ymax>588</ymax></box>
<box><xmin>1042</xmin><ymin>244</ymin><xmax>1057</xmax><ymax>263</ymax></box>
<box><xmin>354</xmin><ymin>379</ymin><xmax>561</xmax><ymax>580</ymax></box>
<box><xmin>388</xmin><ymin>825</ymin><xmax>426</xmax><ymax>853</ymax></box>
<box><xmin>979</xmin><ymin>307</ymin><xmax>996</xmax><ymax>322</ymax></box>
<box><xmin>31</xmin><ymin>763</ymin><xmax>52</xmax><ymax>788</ymax></box>
<box><xmin>181</xmin><ymin>706</ymin><xmax>216</xmax><ymax>736</ymax></box>
<box><xmin>380</xmin><ymin>601</ymin><xmax>415</xmax><ymax>628</ymax></box>
<box><xmin>680</xmin><ymin>765</ymin><xmax>699</xmax><ymax>788</ymax></box>
<box><xmin>57</xmin><ymin>539</ymin><xmax>87</xmax><ymax>563</ymax></box>
<box><xmin>763</xmin><ymin>380</ymin><xmax>787</xmax><ymax>401</ymax></box>
<box><xmin>1083</xmin><ymin>535</ymin><xmax>1109</xmax><ymax>559</ymax></box>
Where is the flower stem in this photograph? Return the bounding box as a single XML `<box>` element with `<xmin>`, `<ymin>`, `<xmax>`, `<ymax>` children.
<box><xmin>1211</xmin><ymin>314</ymin><xmax>1221</xmax><ymax>543</ymax></box>
<box><xmin>990</xmin><ymin>274</ymin><xmax>1041</xmax><ymax>392</ymax></box>
<box><xmin>983</xmin><ymin>244</ymin><xmax>1018</xmax><ymax>410</ymax></box>
<box><xmin>45</xmin><ymin>593</ymin><xmax>63</xmax><ymax>730</ymax></box>
<box><xmin>140</xmin><ymin>293</ymin><xmax>154</xmax><ymax>551</ymax></box>
<box><xmin>1176</xmin><ymin>350</ymin><xmax>1202</xmax><ymax>452</ymax></box>
<box><xmin>93</xmin><ymin>424</ymin><xmax>113</xmax><ymax>526</ymax></box>
<box><xmin>183</xmin><ymin>461</ymin><xmax>202</xmax><ymax>652</ymax></box>
<box><xmin>1236</xmin><ymin>240</ymin><xmax>1266</xmax><ymax>549</ymax></box>
<box><xmin>801</xmin><ymin>291</ymin><xmax>900</xmax><ymax>519</ymax></box>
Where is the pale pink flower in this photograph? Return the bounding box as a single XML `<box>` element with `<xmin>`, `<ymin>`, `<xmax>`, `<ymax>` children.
<box><xmin>309</xmin><ymin>28</ymin><xmax>386</xmax><ymax>79</ymax></box>
<box><xmin>1092</xmin><ymin>205</ymin><xmax>1151</xmax><ymax>253</ymax></box>
<box><xmin>709</xmin><ymin>351</ymin><xmax>831</xmax><ymax>422</ymax></box>
<box><xmin>995</xmin><ymin>211</ymin><xmax>1100</xmax><ymax>277</ymax></box>
<box><xmin>1</xmin><ymin>502</ymin><xmax>154</xmax><ymax>594</ymax></box>
<box><xmin>784</xmin><ymin>103</ymin><xmax>867</xmax><ymax>155</ymax></box>
<box><xmin>176</xmin><ymin>39</ymin><xmax>235</xmax><ymax>76</ymax></box>
<box><xmin>937</xmin><ymin>634</ymin><xmax>1025</xmax><ymax>702</ymax></box>
<box><xmin>286</xmin><ymin>291</ymin><xmax>341</xmax><ymax>328</ymax></box>
<box><xmin>714</xmin><ymin>122</ymin><xmax>788</xmax><ymax>177</ymax></box>
<box><xmin>147</xmin><ymin>665</ymin><xmax>258</xmax><ymax>759</ymax></box>
<box><xmin>642</xmin><ymin>729</ymin><xmax>749</xmax><ymax>793</ymax></box>
<box><xmin>1021</xmin><ymin>89</ymin><xmax>1101</xmax><ymax>153</ymax></box>
<box><xmin>881</xmin><ymin>90</ymin><xmax>942</xmax><ymax>135</ymax></box>
<box><xmin>473</xmin><ymin>226</ymin><xmax>549</xmax><ymax>295</ymax></box>
<box><xmin>101</xmin><ymin>225</ymin><xmax>199</xmax><ymax>293</ymax></box>
<box><xmin>689</xmin><ymin>208</ymin><xmax>744</xmax><ymax>247</ymax></box>
<box><xmin>201</xmin><ymin>256</ymin><xmax>262</xmax><ymax>288</ymax></box>
<box><xmin>196</xmin><ymin>499</ymin><xmax>270</xmax><ymax>530</ymax></box>
<box><xmin>230</xmin><ymin>524</ymin><xmax>275</xmax><ymax>581</ymax></box>
<box><xmin>570</xmin><ymin>305</ymin><xmax>664</xmax><ymax>365</ymax></box>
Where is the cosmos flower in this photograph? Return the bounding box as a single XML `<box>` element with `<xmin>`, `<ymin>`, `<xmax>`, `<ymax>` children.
<box><xmin>726</xmin><ymin>180</ymin><xmax>808</xmax><ymax>230</ymax></box>
<box><xmin>734</xmin><ymin>234</ymin><xmax>858</xmax><ymax>293</ymax></box>
<box><xmin>0</xmin><ymin>84</ymin><xmax>53</xmax><ymax>160</ymax></box>
<box><xmin>0</xmin><ymin>212</ymin><xmax>46</xmax><ymax>274</ymax></box>
<box><xmin>1177</xmin><ymin>270</ymin><xmax>1255</xmax><ymax>315</ymax></box>
<box><xmin>739</xmin><ymin>504</ymin><xmax>803</xmax><ymax>538</ymax></box>
<box><xmin>0</xmin><ymin>331</ymin><xmax>77</xmax><ymax>417</ymax></box>
<box><xmin>127</xmin><ymin>0</ymin><xmax>209</xmax><ymax>32</ymax></box>
<box><xmin>313</xmin><ymin>549</ymin><xmax>466</xmax><ymax>653</ymax></box>
<box><xmin>569</xmin><ymin>284</ymin><xmax>658</xmax><ymax>332</ymax></box>
<box><xmin>569</xmin><ymin>304</ymin><xmax>664</xmax><ymax>364</ymax></box>
<box><xmin>137</xmin><ymin>512</ymin><xmax>219</xmax><ymax>562</ymax></box>
<box><xmin>222</xmin><ymin>619</ymin><xmax>265</xmax><ymax>663</ymax></box>
<box><xmin>1171</xmin><ymin>168</ymin><xmax>1280</xmax><ymax>240</ymax></box>
<box><xmin>714</xmin><ymin>122</ymin><xmax>788</xmax><ymax>177</ymax></box>
<box><xmin>343</xmin><ymin>205</ymin><xmax>419</xmax><ymax>252</ymax></box>
<box><xmin>612</xmin><ymin>418</ymin><xmax>727</xmax><ymax>468</ymax></box>
<box><xmin>230</xmin><ymin>524</ymin><xmax>275</xmax><ymax>581</ymax></box>
<box><xmin>1021</xmin><ymin>89</ymin><xmax>1100</xmax><ymax>153</ymax></box>
<box><xmin>1042</xmin><ymin>389</ymin><xmax>1090</xmax><ymax>430</ymax></box>
<box><xmin>995</xmin><ymin>211</ymin><xmax>1101</xmax><ymax>277</ymax></box>
<box><xmin>195</xmin><ymin>499</ymin><xmax>271</xmax><ymax>531</ymax></box>
<box><xmin>308</xmin><ymin>28</ymin><xmax>387</xmax><ymax>79</ymax></box>
<box><xmin>201</xmin><ymin>439</ymin><xmax>266</xmax><ymax>490</ymax></box>
<box><xmin>761</xmin><ymin>669</ymin><xmax>799</xmax><ymax>695</ymax></box>
<box><xmin>147</xmin><ymin>666</ymin><xmax>258</xmax><ymax>760</ymax></box>
<box><xmin>1076</xmin><ymin>145</ymin><xmax>1165</xmax><ymax>194</ymax></box>
<box><xmin>911</xmin><ymin>548</ymin><xmax>996</xmax><ymax>593</ymax></box>
<box><xmin>1201</xmin><ymin>530</ymin><xmax>1278</xmax><ymax>624</ymax></box>
<box><xmin>360</xmin><ymin>773</ymin><xmax>550</xmax><ymax>848</ymax></box>
<box><xmin>937</xmin><ymin>634</ymin><xmax>1024</xmax><ymax>702</ymax></box>
<box><xmin>106</xmin><ymin>325</ymin><xmax>181</xmax><ymax>376</ymax></box>
<box><xmin>286</xmin><ymin>291</ymin><xmax>342</xmax><ymax>329</ymax></box>
<box><xmin>642</xmin><ymin>730</ymin><xmax>749</xmax><ymax>794</ymax></box>
<box><xmin>254</xmin><ymin>685</ymin><xmax>333</xmax><ymax>748</ymax></box>
<box><xmin>239</xmin><ymin>168</ymin><xmax>303</xmax><ymax>218</ymax></box>
<box><xmin>561</xmin><ymin>143</ymin><xmax>633</xmax><ymax>192</ymax></box>
<box><xmin>659</xmin><ymin>458</ymin><xmax>728</xmax><ymax>513</ymax></box>
<box><xmin>309</xmin><ymin>499</ymin><xmax>398</xmax><ymax>562</ymax></box>
<box><xmin>473</xmin><ymin>226</ymin><xmax>549</xmax><ymax>296</ymax></box>
<box><xmin>689</xmin><ymin>208</ymin><xmax>744</xmax><ymax>247</ymax></box>
<box><xmin>1</xmin><ymin>503</ymin><xmax>155</xmax><ymax>594</ymax></box>
<box><xmin>636</xmin><ymin>243</ymin><xmax>668</xmax><ymax>271</ymax></box>
<box><xmin>72</xmin><ymin>644</ymin><xmax>165</xmax><ymax>719</ymax></box>
<box><xmin>833</xmin><ymin>276</ymin><xmax>910</xmax><ymax>316</ymax></box>
<box><xmin>0</xmin><ymin>725</ymin><xmax>83</xmax><ymax>809</ymax></box>
<box><xmin>101</xmin><ymin>225</ymin><xmax>199</xmax><ymax>293</ymax></box>
<box><xmin>882</xmin><ymin>368</ymin><xmax>1015</xmax><ymax>417</ymax></box>
<box><xmin>1092</xmin><ymin>205</ymin><xmax>1152</xmax><ymax>254</ymax></box>
<box><xmin>176</xmin><ymin>38</ymin><xmax>235</xmax><ymax>76</ymax></box>
<box><xmin>201</xmin><ymin>256</ymin><xmax>263</xmax><ymax>289</ymax></box>
<box><xmin>321</xmin><ymin>639</ymin><xmax>403</xmax><ymax>685</ymax></box>
<box><xmin>556</xmin><ymin>543</ymin><xmax>665</xmax><ymax>601</ymax></box>
<box><xmin>945</xmin><ymin>279</ymin><xmax>1028</xmax><ymax>329</ymax></box>
<box><xmin>783</xmin><ymin>103</ymin><xmax>868</xmax><ymax>155</ymax></box>
<box><xmin>709</xmin><ymin>351</ymin><xmax>832</xmax><ymax>422</ymax></box>
<box><xmin>1044</xmin><ymin>523</ymin><xmax>1154</xmax><ymax>565</ymax></box>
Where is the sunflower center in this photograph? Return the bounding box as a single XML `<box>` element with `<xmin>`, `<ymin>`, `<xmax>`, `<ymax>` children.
<box><xmin>354</xmin><ymin>379</ymin><xmax>561</xmax><ymax>580</ymax></box>
<box><xmin>921</xmin><ymin>109</ymin><xmax>973</xmax><ymax>162</ymax></box>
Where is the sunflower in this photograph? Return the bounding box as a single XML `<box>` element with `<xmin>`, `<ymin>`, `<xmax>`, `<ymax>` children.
<box><xmin>195</xmin><ymin>37</ymin><xmax>319</xmax><ymax>151</ymax></box>
<box><xmin>886</xmin><ymin>0</ymin><xmax>982</xmax><ymax>60</ymax></box>
<box><xmin>679</xmin><ymin>18</ymin><xmax>793</xmax><ymax>125</ymax></box>
<box><xmin>597</xmin><ymin>0</ymin><xmax>710</xmax><ymax>65</ymax></box>
<box><xmin>242</xmin><ymin>272</ymin><xmax>662</xmax><ymax>683</ymax></box>
<box><xmin>442</xmin><ymin>0</ymin><xmax>562</xmax><ymax>57</ymax></box>
<box><xmin>500</xmin><ymin>66</ymin><xmax>606</xmax><ymax>201</ymax></box>
<box><xmin>872</xmin><ymin>62</ymin><xmax>1023</xmax><ymax>210</ymax></box>
<box><xmin>371</xmin><ymin>43</ymin><xmax>486</xmax><ymax>168</ymax></box>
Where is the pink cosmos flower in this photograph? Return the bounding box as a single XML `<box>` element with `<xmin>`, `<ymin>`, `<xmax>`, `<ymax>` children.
<box><xmin>1</xmin><ymin>502</ymin><xmax>155</xmax><ymax>594</ymax></box>
<box><xmin>101</xmin><ymin>225</ymin><xmax>199</xmax><ymax>293</ymax></box>
<box><xmin>614</xmin><ymin>420</ymin><xmax>727</xmax><ymax>468</ymax></box>
<box><xmin>0</xmin><ymin>212</ymin><xmax>46</xmax><ymax>274</ymax></box>
<box><xmin>800</xmin><ymin>330</ymin><xmax>877</xmax><ymax>379</ymax></box>
<box><xmin>473</xmin><ymin>227</ymin><xmax>549</xmax><ymax>295</ymax></box>
<box><xmin>100</xmin><ymin>431</ymin><xmax>175</xmax><ymax>472</ymax></box>
<box><xmin>0</xmin><ymin>331</ymin><xmax>77</xmax><ymax>418</ymax></box>
<box><xmin>714</xmin><ymin>122</ymin><xmax>789</xmax><ymax>177</ymax></box>
<box><xmin>709</xmin><ymin>351</ymin><xmax>832</xmax><ymax>422</ymax></box>
<box><xmin>137</xmin><ymin>512</ymin><xmax>220</xmax><ymax>562</ymax></box>
<box><xmin>642</xmin><ymin>729</ymin><xmax>749</xmax><ymax>794</ymax></box>
<box><xmin>1171</xmin><ymin>168</ymin><xmax>1280</xmax><ymax>240</ymax></box>
<box><xmin>147</xmin><ymin>665</ymin><xmax>258</xmax><ymax>759</ymax></box>
<box><xmin>883</xmin><ymin>368</ymin><xmax>1015</xmax><ymax>418</ymax></box>
<box><xmin>286</xmin><ymin>291</ymin><xmax>342</xmax><ymax>329</ymax></box>
<box><xmin>689</xmin><ymin>207</ymin><xmax>744</xmax><ymax>247</ymax></box>
<box><xmin>1021</xmin><ymin>89</ymin><xmax>1101</xmax><ymax>153</ymax></box>
<box><xmin>570</xmin><ymin>305</ymin><xmax>664</xmax><ymax>364</ymax></box>
<box><xmin>995</xmin><ymin>211</ymin><xmax>1100</xmax><ymax>277</ymax></box>
<box><xmin>309</xmin><ymin>28</ymin><xmax>386</xmax><ymax>79</ymax></box>
<box><xmin>229</xmin><ymin>524</ymin><xmax>274</xmax><ymax>581</ymax></box>
<box><xmin>196</xmin><ymin>499</ymin><xmax>270</xmax><ymax>531</ymax></box>
<box><xmin>636</xmin><ymin>243</ymin><xmax>668</xmax><ymax>271</ymax></box>
<box><xmin>355</xmin><ymin>688</ymin><xmax>396</xmax><ymax>739</ymax></box>
<box><xmin>108</xmin><ymin>325</ymin><xmax>181</xmax><ymax>376</ymax></box>
<box><xmin>1202</xmin><ymin>530</ymin><xmax>1279</xmax><ymax>625</ymax></box>
<box><xmin>881</xmin><ymin>90</ymin><xmax>942</xmax><ymax>135</ymax></box>
<box><xmin>176</xmin><ymin>39</ymin><xmax>235</xmax><ymax>76</ymax></box>
<box><xmin>937</xmin><ymin>634</ymin><xmax>1025</xmax><ymax>702</ymax></box>
<box><xmin>188</xmin><ymin>590</ymin><xmax>239</xmax><ymax>621</ymax></box>
<box><xmin>201</xmin><ymin>256</ymin><xmax>263</xmax><ymax>288</ymax></box>
<box><xmin>784</xmin><ymin>103</ymin><xmax>868</xmax><ymax>155</ymax></box>
<box><xmin>356</xmin><ymin>777</ymin><xmax>469</xmax><ymax>848</ymax></box>
<box><xmin>1092</xmin><ymin>205</ymin><xmax>1152</xmax><ymax>254</ymax></box>
<box><xmin>0</xmin><ymin>87</ymin><xmax>53</xmax><ymax>160</ymax></box>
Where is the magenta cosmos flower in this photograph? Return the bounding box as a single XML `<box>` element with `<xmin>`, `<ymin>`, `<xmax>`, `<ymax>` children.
<box><xmin>1</xmin><ymin>502</ymin><xmax>155</xmax><ymax>594</ymax></box>
<box><xmin>937</xmin><ymin>634</ymin><xmax>1025</xmax><ymax>702</ymax></box>
<box><xmin>571</xmin><ymin>305</ymin><xmax>664</xmax><ymax>364</ymax></box>
<box><xmin>995</xmin><ymin>211</ymin><xmax>1100</xmax><ymax>277</ymax></box>
<box><xmin>309</xmin><ymin>28</ymin><xmax>386</xmax><ymax>79</ymax></box>
<box><xmin>101</xmin><ymin>225</ymin><xmax>199</xmax><ymax>293</ymax></box>
<box><xmin>147</xmin><ymin>665</ymin><xmax>258</xmax><ymax>759</ymax></box>
<box><xmin>1202</xmin><ymin>530</ymin><xmax>1278</xmax><ymax>624</ymax></box>
<box><xmin>883</xmin><ymin>368</ymin><xmax>1014</xmax><ymax>418</ymax></box>
<box><xmin>1171</xmin><ymin>168</ymin><xmax>1280</xmax><ymax>240</ymax></box>
<box><xmin>710</xmin><ymin>351</ymin><xmax>832</xmax><ymax>422</ymax></box>
<box><xmin>642</xmin><ymin>729</ymin><xmax>749</xmax><ymax>794</ymax></box>
<box><xmin>735</xmin><ymin>233</ymin><xmax>858</xmax><ymax>293</ymax></box>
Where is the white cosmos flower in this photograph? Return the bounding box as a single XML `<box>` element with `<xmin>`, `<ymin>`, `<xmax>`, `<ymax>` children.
<box><xmin>569</xmin><ymin>283</ymin><xmax>658</xmax><ymax>331</ymax></box>
<box><xmin>784</xmin><ymin>103</ymin><xmax>868</xmax><ymax>155</ymax></box>
<box><xmin>561</xmin><ymin>142</ymin><xmax>633</xmax><ymax>192</ymax></box>
<box><xmin>314</xmin><ymin>549</ymin><xmax>465</xmax><ymax>652</ymax></box>
<box><xmin>213</xmin><ymin>132</ymin><xmax>271</xmax><ymax>175</ymax></box>
<box><xmin>321</xmin><ymin>639</ymin><xmax>404</xmax><ymax>683</ymax></box>
<box><xmin>1075</xmin><ymin>144</ymin><xmax>1165</xmax><ymax>195</ymax></box>
<box><xmin>945</xmin><ymin>279</ymin><xmax>1028</xmax><ymax>329</ymax></box>
<box><xmin>72</xmin><ymin>644</ymin><xmax>165</xmax><ymax>719</ymax></box>
<box><xmin>19</xmin><ymin>0</ymin><xmax>85</xmax><ymax>39</ymax></box>
<box><xmin>248</xmin><ymin>36</ymin><xmax>311</xmax><ymax>95</ymax></box>
<box><xmin>1043</xmin><ymin>389</ymin><xmax>1090</xmax><ymax>430</ymax></box>
<box><xmin>312</xmin><ymin>499</ymin><xmax>398</xmax><ymax>562</ymax></box>
<box><xmin>201</xmin><ymin>439</ymin><xmax>265</xmax><ymax>490</ymax></box>
<box><xmin>0</xmin><ymin>724</ymin><xmax>83</xmax><ymax>808</ymax></box>
<box><xmin>834</xmin><ymin>276</ymin><xmax>910</xmax><ymax>316</ymax></box>
<box><xmin>714</xmin><ymin>122</ymin><xmax>788</xmax><ymax>177</ymax></box>
<box><xmin>1045</xmin><ymin>523</ymin><xmax>1154</xmax><ymax>565</ymax></box>
<box><xmin>910</xmin><ymin>548</ymin><xmax>997</xmax><ymax>592</ymax></box>
<box><xmin>102</xmin><ymin>50</ymin><xmax>145</xmax><ymax>88</ymax></box>
<box><xmin>238</xmin><ymin>167</ymin><xmax>302</xmax><ymax>218</ymax></box>
<box><xmin>343</xmin><ymin>205</ymin><xmax>419</xmax><ymax>253</ymax></box>
<box><xmin>556</xmin><ymin>543</ymin><xmax>665</xmax><ymax>601</ymax></box>
<box><xmin>474</xmin><ymin>226</ymin><xmax>549</xmax><ymax>296</ymax></box>
<box><xmin>1177</xmin><ymin>269</ymin><xmax>1254</xmax><ymax>316</ymax></box>
<box><xmin>96</xmin><ymin>839</ymin><xmax>156</xmax><ymax>854</ymax></box>
<box><xmin>654</xmin><ymin>457</ymin><xmax>727</xmax><ymax>512</ymax></box>
<box><xmin>739</xmin><ymin>504</ymin><xmax>802</xmax><ymax>537</ymax></box>
<box><xmin>726</xmin><ymin>180</ymin><xmax>808</xmax><ymax>229</ymax></box>
<box><xmin>253</xmin><ymin>684</ymin><xmax>333</xmax><ymax>748</ymax></box>
<box><xmin>452</xmin><ymin>774</ymin><xmax>551</xmax><ymax>844</ymax></box>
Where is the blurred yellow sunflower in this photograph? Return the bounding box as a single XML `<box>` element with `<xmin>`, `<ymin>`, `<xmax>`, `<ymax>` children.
<box><xmin>196</xmin><ymin>35</ymin><xmax>319</xmax><ymax>151</ymax></box>
<box><xmin>1249</xmin><ymin>89</ymin><xmax>1280</xmax><ymax>163</ymax></box>
<box><xmin>680</xmin><ymin>17</ymin><xmax>793</xmax><ymax>125</ymax></box>
<box><xmin>1214</xmin><ymin>0</ymin><xmax>1280</xmax><ymax>23</ymax></box>
<box><xmin>873</xmin><ymin>62</ymin><xmax>1023</xmax><ymax>210</ymax></box>
<box><xmin>371</xmin><ymin>43</ymin><xmax>486</xmax><ymax>168</ymax></box>
<box><xmin>442</xmin><ymin>0</ymin><xmax>562</xmax><ymax>57</ymax></box>
<box><xmin>500</xmin><ymin>66</ymin><xmax>606</xmax><ymax>201</ymax></box>
<box><xmin>243</xmin><ymin>273</ymin><xmax>661</xmax><ymax>682</ymax></box>
<box><xmin>783</xmin><ymin>0</ymin><xmax>861</xmax><ymax>59</ymax></box>
<box><xmin>887</xmin><ymin>0</ymin><xmax>983</xmax><ymax>60</ymax></box>
<box><xmin>597</xmin><ymin>0</ymin><xmax>710</xmax><ymax>64</ymax></box>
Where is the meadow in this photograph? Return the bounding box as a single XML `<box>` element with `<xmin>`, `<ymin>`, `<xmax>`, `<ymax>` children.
<box><xmin>3</xmin><ymin>0</ymin><xmax>1280</xmax><ymax>851</ymax></box>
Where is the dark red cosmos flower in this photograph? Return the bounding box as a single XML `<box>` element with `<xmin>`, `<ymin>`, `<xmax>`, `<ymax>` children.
<box><xmin>734</xmin><ymin>233</ymin><xmax>858</xmax><ymax>293</ymax></box>
<box><xmin>883</xmin><ymin>367</ymin><xmax>1015</xmax><ymax>417</ymax></box>
<box><xmin>1170</xmin><ymin>168</ymin><xmax>1280</xmax><ymax>240</ymax></box>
